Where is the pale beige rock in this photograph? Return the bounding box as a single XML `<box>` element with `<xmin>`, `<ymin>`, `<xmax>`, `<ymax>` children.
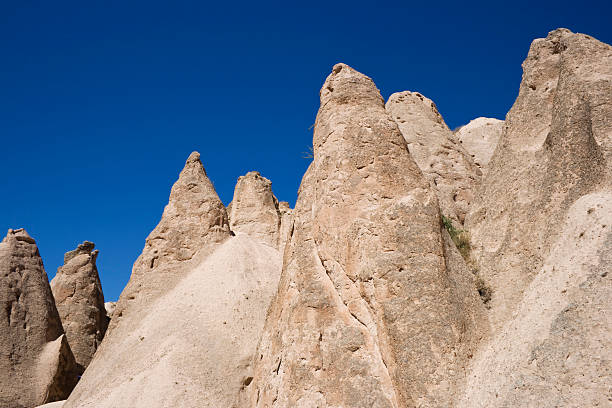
<box><xmin>64</xmin><ymin>153</ymin><xmax>282</xmax><ymax>408</ymax></box>
<box><xmin>240</xmin><ymin>64</ymin><xmax>487</xmax><ymax>408</ymax></box>
<box><xmin>0</xmin><ymin>229</ymin><xmax>78</xmax><ymax>407</ymax></box>
<box><xmin>278</xmin><ymin>201</ymin><xmax>293</xmax><ymax>253</ymax></box>
<box><xmin>466</xmin><ymin>28</ymin><xmax>611</xmax><ymax>331</ymax></box>
<box><xmin>229</xmin><ymin>171</ymin><xmax>281</xmax><ymax>248</ymax></box>
<box><xmin>35</xmin><ymin>401</ymin><xmax>65</xmax><ymax>408</ymax></box>
<box><xmin>454</xmin><ymin>117</ymin><xmax>504</xmax><ymax>171</ymax></box>
<box><xmin>51</xmin><ymin>241</ymin><xmax>108</xmax><ymax>372</ymax></box>
<box><xmin>386</xmin><ymin>91</ymin><xmax>481</xmax><ymax>224</ymax></box>
<box><xmin>459</xmin><ymin>193</ymin><xmax>611</xmax><ymax>407</ymax></box>
<box><xmin>104</xmin><ymin>301</ymin><xmax>116</xmax><ymax>319</ymax></box>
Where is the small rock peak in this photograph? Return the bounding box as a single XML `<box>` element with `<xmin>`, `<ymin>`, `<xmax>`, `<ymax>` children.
<box><xmin>186</xmin><ymin>151</ymin><xmax>201</xmax><ymax>163</ymax></box>
<box><xmin>64</xmin><ymin>241</ymin><xmax>96</xmax><ymax>264</ymax></box>
<box><xmin>2</xmin><ymin>228</ymin><xmax>36</xmax><ymax>244</ymax></box>
<box><xmin>320</xmin><ymin>63</ymin><xmax>383</xmax><ymax>107</ymax></box>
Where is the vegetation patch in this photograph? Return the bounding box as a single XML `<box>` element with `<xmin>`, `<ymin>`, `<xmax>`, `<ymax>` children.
<box><xmin>442</xmin><ymin>215</ymin><xmax>492</xmax><ymax>308</ymax></box>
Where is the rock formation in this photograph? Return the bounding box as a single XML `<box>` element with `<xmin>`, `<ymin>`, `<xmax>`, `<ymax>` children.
<box><xmin>385</xmin><ymin>91</ymin><xmax>481</xmax><ymax>225</ymax></box>
<box><xmin>0</xmin><ymin>229</ymin><xmax>78</xmax><ymax>407</ymax></box>
<box><xmin>277</xmin><ymin>201</ymin><xmax>294</xmax><ymax>253</ymax></box>
<box><xmin>50</xmin><ymin>241</ymin><xmax>108</xmax><ymax>373</ymax></box>
<box><xmin>64</xmin><ymin>153</ymin><xmax>283</xmax><ymax>408</ymax></box>
<box><xmin>229</xmin><ymin>171</ymin><xmax>282</xmax><ymax>248</ymax></box>
<box><xmin>454</xmin><ymin>117</ymin><xmax>504</xmax><ymax>171</ymax></box>
<box><xmin>461</xmin><ymin>28</ymin><xmax>611</xmax><ymax>405</ymax></box>
<box><xmin>240</xmin><ymin>64</ymin><xmax>486</xmax><ymax>408</ymax></box>
<box><xmin>104</xmin><ymin>301</ymin><xmax>116</xmax><ymax>319</ymax></box>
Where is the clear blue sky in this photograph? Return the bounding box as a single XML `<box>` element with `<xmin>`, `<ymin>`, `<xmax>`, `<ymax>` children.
<box><xmin>2</xmin><ymin>1</ymin><xmax>610</xmax><ymax>301</ymax></box>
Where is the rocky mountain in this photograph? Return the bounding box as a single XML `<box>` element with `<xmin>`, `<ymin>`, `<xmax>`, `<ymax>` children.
<box><xmin>50</xmin><ymin>241</ymin><xmax>108</xmax><ymax>373</ymax></box>
<box><xmin>0</xmin><ymin>229</ymin><xmax>78</xmax><ymax>407</ymax></box>
<box><xmin>2</xmin><ymin>27</ymin><xmax>610</xmax><ymax>408</ymax></box>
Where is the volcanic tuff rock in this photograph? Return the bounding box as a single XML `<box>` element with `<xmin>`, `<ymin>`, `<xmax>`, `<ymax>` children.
<box><xmin>50</xmin><ymin>241</ymin><xmax>108</xmax><ymax>372</ymax></box>
<box><xmin>103</xmin><ymin>301</ymin><xmax>116</xmax><ymax>319</ymax></box>
<box><xmin>0</xmin><ymin>229</ymin><xmax>78</xmax><ymax>407</ymax></box>
<box><xmin>278</xmin><ymin>201</ymin><xmax>294</xmax><ymax>253</ymax></box>
<box><xmin>462</xmin><ymin>28</ymin><xmax>612</xmax><ymax>405</ymax></box>
<box><xmin>454</xmin><ymin>117</ymin><xmax>504</xmax><ymax>171</ymax></box>
<box><xmin>64</xmin><ymin>153</ymin><xmax>283</xmax><ymax>408</ymax></box>
<box><xmin>386</xmin><ymin>91</ymin><xmax>481</xmax><ymax>225</ymax></box>
<box><xmin>240</xmin><ymin>64</ymin><xmax>487</xmax><ymax>408</ymax></box>
<box><xmin>229</xmin><ymin>171</ymin><xmax>282</xmax><ymax>248</ymax></box>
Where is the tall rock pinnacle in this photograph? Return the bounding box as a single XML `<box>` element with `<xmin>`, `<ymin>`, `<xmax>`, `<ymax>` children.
<box><xmin>229</xmin><ymin>171</ymin><xmax>282</xmax><ymax>248</ymax></box>
<box><xmin>51</xmin><ymin>241</ymin><xmax>108</xmax><ymax>373</ymax></box>
<box><xmin>0</xmin><ymin>229</ymin><xmax>78</xmax><ymax>407</ymax></box>
<box><xmin>460</xmin><ymin>29</ymin><xmax>612</xmax><ymax>407</ymax></box>
<box><xmin>386</xmin><ymin>91</ymin><xmax>481</xmax><ymax>224</ymax></box>
<box><xmin>64</xmin><ymin>152</ymin><xmax>283</xmax><ymax>408</ymax></box>
<box><xmin>240</xmin><ymin>64</ymin><xmax>486</xmax><ymax>407</ymax></box>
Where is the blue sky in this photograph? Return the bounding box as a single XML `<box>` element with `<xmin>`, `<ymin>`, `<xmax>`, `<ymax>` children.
<box><xmin>2</xmin><ymin>1</ymin><xmax>610</xmax><ymax>301</ymax></box>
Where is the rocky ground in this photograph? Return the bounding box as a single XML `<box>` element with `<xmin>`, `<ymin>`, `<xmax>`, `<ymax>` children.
<box><xmin>1</xmin><ymin>28</ymin><xmax>610</xmax><ymax>408</ymax></box>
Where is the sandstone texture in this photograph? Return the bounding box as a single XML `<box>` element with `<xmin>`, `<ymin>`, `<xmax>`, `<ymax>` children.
<box><xmin>386</xmin><ymin>91</ymin><xmax>481</xmax><ymax>224</ymax></box>
<box><xmin>461</xmin><ymin>28</ymin><xmax>612</xmax><ymax>405</ymax></box>
<box><xmin>104</xmin><ymin>301</ymin><xmax>116</xmax><ymax>319</ymax></box>
<box><xmin>0</xmin><ymin>229</ymin><xmax>78</xmax><ymax>407</ymax></box>
<box><xmin>454</xmin><ymin>117</ymin><xmax>504</xmax><ymax>171</ymax></box>
<box><xmin>50</xmin><ymin>241</ymin><xmax>108</xmax><ymax>372</ymax></box>
<box><xmin>64</xmin><ymin>153</ymin><xmax>283</xmax><ymax>408</ymax></box>
<box><xmin>229</xmin><ymin>171</ymin><xmax>282</xmax><ymax>248</ymax></box>
<box><xmin>240</xmin><ymin>64</ymin><xmax>486</xmax><ymax>408</ymax></box>
<box><xmin>278</xmin><ymin>201</ymin><xmax>294</xmax><ymax>253</ymax></box>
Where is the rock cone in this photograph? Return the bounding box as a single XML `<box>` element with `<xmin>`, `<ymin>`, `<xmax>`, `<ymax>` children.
<box><xmin>50</xmin><ymin>241</ymin><xmax>108</xmax><ymax>373</ymax></box>
<box><xmin>454</xmin><ymin>117</ymin><xmax>504</xmax><ymax>171</ymax></box>
<box><xmin>461</xmin><ymin>28</ymin><xmax>612</xmax><ymax>406</ymax></box>
<box><xmin>229</xmin><ymin>171</ymin><xmax>282</xmax><ymax>248</ymax></box>
<box><xmin>0</xmin><ymin>229</ymin><xmax>78</xmax><ymax>407</ymax></box>
<box><xmin>386</xmin><ymin>91</ymin><xmax>481</xmax><ymax>225</ymax></box>
<box><xmin>64</xmin><ymin>153</ymin><xmax>282</xmax><ymax>408</ymax></box>
<box><xmin>240</xmin><ymin>64</ymin><xmax>486</xmax><ymax>407</ymax></box>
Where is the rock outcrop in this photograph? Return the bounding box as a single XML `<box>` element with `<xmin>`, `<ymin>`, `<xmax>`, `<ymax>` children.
<box><xmin>277</xmin><ymin>201</ymin><xmax>294</xmax><ymax>253</ymax></box>
<box><xmin>104</xmin><ymin>302</ymin><xmax>116</xmax><ymax>319</ymax></box>
<box><xmin>240</xmin><ymin>64</ymin><xmax>486</xmax><ymax>408</ymax></box>
<box><xmin>462</xmin><ymin>28</ymin><xmax>612</xmax><ymax>405</ymax></box>
<box><xmin>454</xmin><ymin>117</ymin><xmax>504</xmax><ymax>171</ymax></box>
<box><xmin>64</xmin><ymin>153</ymin><xmax>283</xmax><ymax>408</ymax></box>
<box><xmin>50</xmin><ymin>241</ymin><xmax>108</xmax><ymax>373</ymax></box>
<box><xmin>0</xmin><ymin>229</ymin><xmax>78</xmax><ymax>407</ymax></box>
<box><xmin>386</xmin><ymin>91</ymin><xmax>481</xmax><ymax>225</ymax></box>
<box><xmin>229</xmin><ymin>171</ymin><xmax>282</xmax><ymax>248</ymax></box>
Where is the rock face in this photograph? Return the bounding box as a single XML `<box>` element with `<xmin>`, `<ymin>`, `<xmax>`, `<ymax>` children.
<box><xmin>104</xmin><ymin>302</ymin><xmax>116</xmax><ymax>319</ymax></box>
<box><xmin>462</xmin><ymin>29</ymin><xmax>612</xmax><ymax>405</ymax></box>
<box><xmin>229</xmin><ymin>171</ymin><xmax>281</xmax><ymax>248</ymax></box>
<box><xmin>64</xmin><ymin>153</ymin><xmax>283</xmax><ymax>408</ymax></box>
<box><xmin>277</xmin><ymin>201</ymin><xmax>294</xmax><ymax>253</ymax></box>
<box><xmin>0</xmin><ymin>229</ymin><xmax>78</xmax><ymax>407</ymax></box>
<box><xmin>50</xmin><ymin>241</ymin><xmax>108</xmax><ymax>372</ymax></box>
<box><xmin>240</xmin><ymin>64</ymin><xmax>486</xmax><ymax>408</ymax></box>
<box><xmin>454</xmin><ymin>117</ymin><xmax>504</xmax><ymax>171</ymax></box>
<box><xmin>386</xmin><ymin>91</ymin><xmax>481</xmax><ymax>224</ymax></box>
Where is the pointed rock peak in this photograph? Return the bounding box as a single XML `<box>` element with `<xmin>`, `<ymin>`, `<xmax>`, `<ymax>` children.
<box><xmin>320</xmin><ymin>63</ymin><xmax>384</xmax><ymax>107</ymax></box>
<box><xmin>387</xmin><ymin>91</ymin><xmax>447</xmax><ymax>127</ymax></box>
<box><xmin>2</xmin><ymin>227</ymin><xmax>36</xmax><ymax>244</ymax></box>
<box><xmin>52</xmin><ymin>241</ymin><xmax>107</xmax><ymax>372</ymax></box>
<box><xmin>1</xmin><ymin>229</ymin><xmax>78</xmax><ymax>405</ymax></box>
<box><xmin>455</xmin><ymin>117</ymin><xmax>504</xmax><ymax>170</ymax></box>
<box><xmin>63</xmin><ymin>241</ymin><xmax>96</xmax><ymax>263</ymax></box>
<box><xmin>229</xmin><ymin>170</ymin><xmax>280</xmax><ymax>248</ymax></box>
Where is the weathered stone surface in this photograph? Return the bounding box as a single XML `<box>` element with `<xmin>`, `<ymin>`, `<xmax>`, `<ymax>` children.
<box><xmin>461</xmin><ymin>29</ymin><xmax>612</xmax><ymax>405</ymax></box>
<box><xmin>51</xmin><ymin>241</ymin><xmax>108</xmax><ymax>372</ymax></box>
<box><xmin>34</xmin><ymin>401</ymin><xmax>65</xmax><ymax>408</ymax></box>
<box><xmin>454</xmin><ymin>117</ymin><xmax>504</xmax><ymax>171</ymax></box>
<box><xmin>278</xmin><ymin>201</ymin><xmax>294</xmax><ymax>253</ymax></box>
<box><xmin>229</xmin><ymin>171</ymin><xmax>281</xmax><ymax>248</ymax></box>
<box><xmin>104</xmin><ymin>302</ymin><xmax>116</xmax><ymax>319</ymax></box>
<box><xmin>0</xmin><ymin>229</ymin><xmax>78</xmax><ymax>407</ymax></box>
<box><xmin>240</xmin><ymin>64</ymin><xmax>486</xmax><ymax>408</ymax></box>
<box><xmin>386</xmin><ymin>91</ymin><xmax>481</xmax><ymax>225</ymax></box>
<box><xmin>64</xmin><ymin>153</ymin><xmax>282</xmax><ymax>408</ymax></box>
<box><xmin>466</xmin><ymin>28</ymin><xmax>611</xmax><ymax>330</ymax></box>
